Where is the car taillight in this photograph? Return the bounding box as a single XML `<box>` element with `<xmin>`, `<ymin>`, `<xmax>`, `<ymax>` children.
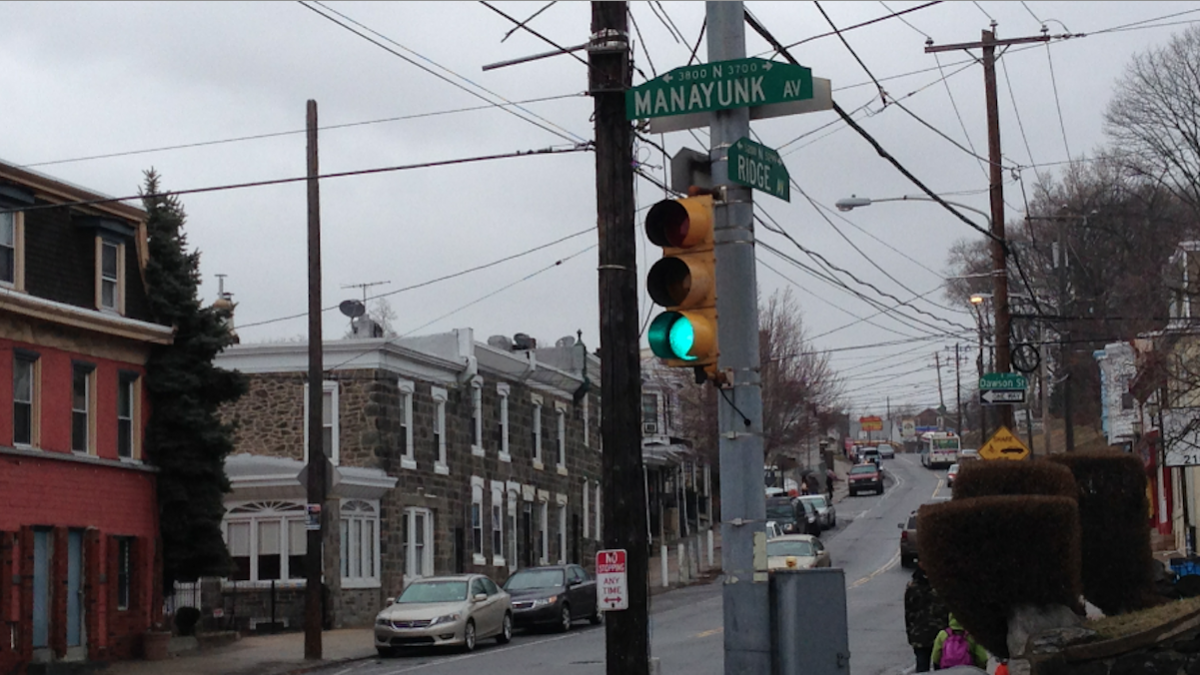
<box><xmin>901</xmin><ymin>531</ymin><xmax>909</xmax><ymax>542</ymax></box>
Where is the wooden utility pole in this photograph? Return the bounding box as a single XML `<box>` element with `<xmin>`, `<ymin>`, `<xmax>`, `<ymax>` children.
<box><xmin>956</xmin><ymin>344</ymin><xmax>963</xmax><ymax>437</ymax></box>
<box><xmin>304</xmin><ymin>99</ymin><xmax>327</xmax><ymax>660</ymax></box>
<box><xmin>588</xmin><ymin>4</ymin><xmax>650</xmax><ymax>674</ymax></box>
<box><xmin>928</xmin><ymin>28</ymin><xmax>1048</xmax><ymax>435</ymax></box>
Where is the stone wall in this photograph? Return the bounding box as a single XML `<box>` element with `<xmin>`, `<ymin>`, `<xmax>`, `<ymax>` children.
<box><xmin>216</xmin><ymin>363</ymin><xmax>604</xmax><ymax>628</ymax></box>
<box><xmin>1018</xmin><ymin>606</ymin><xmax>1200</xmax><ymax>675</ymax></box>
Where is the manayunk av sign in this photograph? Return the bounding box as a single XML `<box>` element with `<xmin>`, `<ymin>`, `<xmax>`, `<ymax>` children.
<box><xmin>626</xmin><ymin>58</ymin><xmax>813</xmax><ymax>121</ymax></box>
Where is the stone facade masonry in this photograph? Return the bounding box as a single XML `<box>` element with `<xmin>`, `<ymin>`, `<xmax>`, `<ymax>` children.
<box><xmin>217</xmin><ymin>359</ymin><xmax>604</xmax><ymax>628</ymax></box>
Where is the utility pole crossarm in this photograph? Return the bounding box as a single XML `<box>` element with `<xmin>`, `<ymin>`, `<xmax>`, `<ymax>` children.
<box><xmin>925</xmin><ymin>35</ymin><xmax>1049</xmax><ymax>53</ymax></box>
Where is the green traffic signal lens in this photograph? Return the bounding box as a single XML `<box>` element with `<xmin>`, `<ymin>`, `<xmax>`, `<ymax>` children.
<box><xmin>668</xmin><ymin>317</ymin><xmax>697</xmax><ymax>361</ymax></box>
<box><xmin>648</xmin><ymin>312</ymin><xmax>697</xmax><ymax>360</ymax></box>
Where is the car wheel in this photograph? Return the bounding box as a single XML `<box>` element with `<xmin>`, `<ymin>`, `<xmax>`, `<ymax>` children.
<box><xmin>900</xmin><ymin>554</ymin><xmax>913</xmax><ymax>569</ymax></box>
<box><xmin>376</xmin><ymin>646</ymin><xmax>396</xmax><ymax>658</ymax></box>
<box><xmin>463</xmin><ymin>620</ymin><xmax>477</xmax><ymax>652</ymax></box>
<box><xmin>589</xmin><ymin>607</ymin><xmax>604</xmax><ymax>625</ymax></box>
<box><xmin>496</xmin><ymin>612</ymin><xmax>513</xmax><ymax>644</ymax></box>
<box><xmin>877</xmin><ymin>486</ymin><xmax>884</xmax><ymax>495</ymax></box>
<box><xmin>849</xmin><ymin>489</ymin><xmax>856</xmax><ymax>497</ymax></box>
<box><xmin>558</xmin><ymin>604</ymin><xmax>573</xmax><ymax>632</ymax></box>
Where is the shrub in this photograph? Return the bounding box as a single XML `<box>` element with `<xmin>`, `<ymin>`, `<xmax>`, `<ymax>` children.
<box><xmin>174</xmin><ymin>606</ymin><xmax>201</xmax><ymax>636</ymax></box>
<box><xmin>918</xmin><ymin>495</ymin><xmax>1082</xmax><ymax>657</ymax></box>
<box><xmin>1048</xmin><ymin>452</ymin><xmax>1153</xmax><ymax>615</ymax></box>
<box><xmin>952</xmin><ymin>459</ymin><xmax>1078</xmax><ymax>501</ymax></box>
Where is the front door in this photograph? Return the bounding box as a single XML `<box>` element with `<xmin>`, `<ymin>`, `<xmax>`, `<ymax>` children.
<box><xmin>32</xmin><ymin>530</ymin><xmax>51</xmax><ymax>657</ymax></box>
<box><xmin>66</xmin><ymin>530</ymin><xmax>86</xmax><ymax>659</ymax></box>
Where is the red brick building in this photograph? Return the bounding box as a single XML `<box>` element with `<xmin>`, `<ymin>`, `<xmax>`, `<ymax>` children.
<box><xmin>0</xmin><ymin>160</ymin><xmax>173</xmax><ymax>671</ymax></box>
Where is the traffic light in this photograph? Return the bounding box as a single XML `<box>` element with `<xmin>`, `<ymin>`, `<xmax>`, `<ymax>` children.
<box><xmin>645</xmin><ymin>194</ymin><xmax>718</xmax><ymax>373</ymax></box>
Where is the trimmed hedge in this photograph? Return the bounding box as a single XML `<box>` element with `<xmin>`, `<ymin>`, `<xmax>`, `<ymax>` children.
<box><xmin>1047</xmin><ymin>452</ymin><xmax>1154</xmax><ymax>615</ymax></box>
<box><xmin>952</xmin><ymin>459</ymin><xmax>1078</xmax><ymax>501</ymax></box>
<box><xmin>918</xmin><ymin>495</ymin><xmax>1082</xmax><ymax>657</ymax></box>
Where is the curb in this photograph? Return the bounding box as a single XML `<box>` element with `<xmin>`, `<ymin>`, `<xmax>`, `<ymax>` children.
<box><xmin>282</xmin><ymin>654</ymin><xmax>377</xmax><ymax>675</ymax></box>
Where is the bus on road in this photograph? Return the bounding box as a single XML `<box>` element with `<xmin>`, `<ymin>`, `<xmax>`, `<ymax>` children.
<box><xmin>921</xmin><ymin>432</ymin><xmax>960</xmax><ymax>469</ymax></box>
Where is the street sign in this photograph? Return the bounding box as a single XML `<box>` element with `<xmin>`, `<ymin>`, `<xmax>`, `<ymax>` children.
<box><xmin>595</xmin><ymin>549</ymin><xmax>628</xmax><ymax>611</ymax></box>
<box><xmin>979</xmin><ymin>373</ymin><xmax>1028</xmax><ymax>390</ymax></box>
<box><xmin>979</xmin><ymin>425</ymin><xmax>1030</xmax><ymax>461</ymax></box>
<box><xmin>627</xmin><ymin>58</ymin><xmax>814</xmax><ymax>121</ymax></box>
<box><xmin>979</xmin><ymin>372</ymin><xmax>1027</xmax><ymax>406</ymax></box>
<box><xmin>980</xmin><ymin>389</ymin><xmax>1027</xmax><ymax>405</ymax></box>
<box><xmin>728</xmin><ymin>137</ymin><xmax>790</xmax><ymax>201</ymax></box>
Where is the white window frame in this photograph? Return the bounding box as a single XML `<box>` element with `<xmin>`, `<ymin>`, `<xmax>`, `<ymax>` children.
<box><xmin>12</xmin><ymin>353</ymin><xmax>38</xmax><ymax>448</ymax></box>
<box><xmin>303</xmin><ymin>381</ymin><xmax>339</xmax><ymax>466</ymax></box>
<box><xmin>432</xmin><ymin>386</ymin><xmax>449</xmax><ymax>475</ymax></box>
<box><xmin>582</xmin><ymin>478</ymin><xmax>590</xmax><ymax>540</ymax></box>
<box><xmin>71</xmin><ymin>363</ymin><xmax>94</xmax><ymax>455</ymax></box>
<box><xmin>491</xmin><ymin>480</ymin><xmax>506</xmax><ymax>567</ymax></box>
<box><xmin>95</xmin><ymin>237</ymin><xmax>124</xmax><ymax>314</ymax></box>
<box><xmin>471</xmin><ymin>377</ymin><xmax>484</xmax><ymax>457</ymax></box>
<box><xmin>555</xmin><ymin>401</ymin><xmax>568</xmax><ymax>475</ymax></box>
<box><xmin>222</xmin><ymin>500</ymin><xmax>308</xmax><ymax>586</ymax></box>
<box><xmin>404</xmin><ymin>507</ymin><xmax>434</xmax><ymax>585</ymax></box>
<box><xmin>537</xmin><ymin>491</ymin><xmax>549</xmax><ymax>565</ymax></box>
<box><xmin>497</xmin><ymin>383</ymin><xmax>511</xmax><ymax>463</ymax></box>
<box><xmin>594</xmin><ymin>482</ymin><xmax>602</xmax><ymax>541</ymax></box>
<box><xmin>339</xmin><ymin>499</ymin><xmax>381</xmax><ymax>589</ymax></box>
<box><xmin>556</xmin><ymin>494</ymin><xmax>568</xmax><ymax>565</ymax></box>
<box><xmin>531</xmin><ymin>393</ymin><xmax>544</xmax><ymax>470</ymax></box>
<box><xmin>506</xmin><ymin>482</ymin><xmax>519</xmax><ymax>572</ymax></box>
<box><xmin>470</xmin><ymin>476</ymin><xmax>486</xmax><ymax>565</ymax></box>
<box><xmin>398</xmin><ymin>379</ymin><xmax>416</xmax><ymax>470</ymax></box>
<box><xmin>116</xmin><ymin>373</ymin><xmax>139</xmax><ymax>460</ymax></box>
<box><xmin>0</xmin><ymin>211</ymin><xmax>24</xmax><ymax>291</ymax></box>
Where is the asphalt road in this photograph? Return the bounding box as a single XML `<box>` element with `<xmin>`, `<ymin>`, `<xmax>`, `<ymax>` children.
<box><xmin>311</xmin><ymin>453</ymin><xmax>949</xmax><ymax>675</ymax></box>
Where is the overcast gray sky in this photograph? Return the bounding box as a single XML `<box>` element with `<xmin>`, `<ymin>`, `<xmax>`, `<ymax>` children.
<box><xmin>3</xmin><ymin>1</ymin><xmax>1198</xmax><ymax>414</ymax></box>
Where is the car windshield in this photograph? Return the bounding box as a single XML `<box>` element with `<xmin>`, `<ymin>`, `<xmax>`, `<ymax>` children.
<box><xmin>849</xmin><ymin>465</ymin><xmax>877</xmax><ymax>475</ymax></box>
<box><xmin>397</xmin><ymin>580</ymin><xmax>468</xmax><ymax>604</ymax></box>
<box><xmin>503</xmin><ymin>569</ymin><xmax>564</xmax><ymax>590</ymax></box>
<box><xmin>949</xmin><ymin>464</ymin><xmax>959</xmax><ymax>472</ymax></box>
<box><xmin>767</xmin><ymin>540</ymin><xmax>815</xmax><ymax>557</ymax></box>
<box><xmin>766</xmin><ymin>502</ymin><xmax>795</xmax><ymax>520</ymax></box>
<box><xmin>879</xmin><ymin>445</ymin><xmax>893</xmax><ymax>451</ymax></box>
<box><xmin>801</xmin><ymin>496</ymin><xmax>828</xmax><ymax>509</ymax></box>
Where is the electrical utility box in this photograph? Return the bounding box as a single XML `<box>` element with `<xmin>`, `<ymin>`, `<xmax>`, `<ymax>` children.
<box><xmin>771</xmin><ymin>568</ymin><xmax>849</xmax><ymax>675</ymax></box>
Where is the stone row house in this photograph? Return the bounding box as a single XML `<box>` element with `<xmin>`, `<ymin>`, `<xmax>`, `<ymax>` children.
<box><xmin>211</xmin><ymin>329</ymin><xmax>603</xmax><ymax>629</ymax></box>
<box><xmin>0</xmin><ymin>160</ymin><xmax>173</xmax><ymax>672</ymax></box>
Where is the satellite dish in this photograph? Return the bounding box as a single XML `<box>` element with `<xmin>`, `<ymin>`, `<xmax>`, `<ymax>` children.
<box><xmin>556</xmin><ymin>336</ymin><xmax>576</xmax><ymax>348</ymax></box>
<box><xmin>339</xmin><ymin>299</ymin><xmax>366</xmax><ymax>318</ymax></box>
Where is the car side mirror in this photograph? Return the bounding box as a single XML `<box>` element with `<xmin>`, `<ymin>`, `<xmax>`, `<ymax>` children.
<box><xmin>386</xmin><ymin>597</ymin><xmax>395</xmax><ymax>605</ymax></box>
<box><xmin>897</xmin><ymin>523</ymin><xmax>903</xmax><ymax>529</ymax></box>
<box><xmin>569</xmin><ymin>578</ymin><xmax>581</xmax><ymax>587</ymax></box>
<box><xmin>473</xmin><ymin>593</ymin><xmax>488</xmax><ymax>602</ymax></box>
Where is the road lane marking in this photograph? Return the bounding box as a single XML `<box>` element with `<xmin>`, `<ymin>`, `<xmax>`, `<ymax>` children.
<box><xmin>848</xmin><ymin>549</ymin><xmax>901</xmax><ymax>589</ymax></box>
<box><xmin>933</xmin><ymin>476</ymin><xmax>945</xmax><ymax>499</ymax></box>
<box><xmin>693</xmin><ymin>627</ymin><xmax>723</xmax><ymax>638</ymax></box>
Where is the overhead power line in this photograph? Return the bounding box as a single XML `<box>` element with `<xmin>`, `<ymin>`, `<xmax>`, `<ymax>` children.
<box><xmin>0</xmin><ymin>144</ymin><xmax>591</xmax><ymax>216</ymax></box>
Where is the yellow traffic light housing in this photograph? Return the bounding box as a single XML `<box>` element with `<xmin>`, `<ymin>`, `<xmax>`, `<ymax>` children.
<box><xmin>645</xmin><ymin>195</ymin><xmax>718</xmax><ymax>371</ymax></box>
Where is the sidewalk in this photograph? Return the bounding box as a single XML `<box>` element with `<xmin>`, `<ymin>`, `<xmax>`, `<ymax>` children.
<box><xmin>101</xmin><ymin>629</ymin><xmax>375</xmax><ymax>675</ymax></box>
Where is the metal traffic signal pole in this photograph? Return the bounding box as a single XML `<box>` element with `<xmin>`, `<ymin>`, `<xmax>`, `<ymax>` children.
<box><xmin>588</xmin><ymin>4</ymin><xmax>651</xmax><ymax>675</ymax></box>
<box><xmin>707</xmin><ymin>3</ymin><xmax>771</xmax><ymax>673</ymax></box>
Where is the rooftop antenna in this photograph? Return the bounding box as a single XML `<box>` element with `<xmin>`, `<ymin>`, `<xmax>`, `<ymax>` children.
<box><xmin>340</xmin><ymin>280</ymin><xmax>391</xmax><ymax>303</ymax></box>
<box><xmin>216</xmin><ymin>273</ymin><xmax>230</xmax><ymax>299</ymax></box>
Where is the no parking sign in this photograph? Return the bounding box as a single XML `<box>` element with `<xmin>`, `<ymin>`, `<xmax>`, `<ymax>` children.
<box><xmin>596</xmin><ymin>549</ymin><xmax>628</xmax><ymax>611</ymax></box>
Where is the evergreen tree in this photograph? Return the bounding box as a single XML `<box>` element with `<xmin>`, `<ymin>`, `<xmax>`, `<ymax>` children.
<box><xmin>140</xmin><ymin>169</ymin><xmax>247</xmax><ymax>588</ymax></box>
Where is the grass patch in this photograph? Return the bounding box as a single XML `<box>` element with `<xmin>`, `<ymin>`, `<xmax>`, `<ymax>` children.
<box><xmin>1085</xmin><ymin>596</ymin><xmax>1200</xmax><ymax>641</ymax></box>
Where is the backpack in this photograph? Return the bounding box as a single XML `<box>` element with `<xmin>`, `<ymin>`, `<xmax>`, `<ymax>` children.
<box><xmin>939</xmin><ymin>629</ymin><xmax>972</xmax><ymax>668</ymax></box>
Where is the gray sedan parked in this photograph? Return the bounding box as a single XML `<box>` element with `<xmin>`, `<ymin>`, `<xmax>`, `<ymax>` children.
<box><xmin>798</xmin><ymin>494</ymin><xmax>837</xmax><ymax>530</ymax></box>
<box><xmin>503</xmin><ymin>564</ymin><xmax>602</xmax><ymax>631</ymax></box>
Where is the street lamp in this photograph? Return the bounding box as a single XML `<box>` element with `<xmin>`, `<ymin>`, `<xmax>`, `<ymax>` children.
<box><xmin>838</xmin><ymin>194</ymin><xmax>1015</xmax><ymax>431</ymax></box>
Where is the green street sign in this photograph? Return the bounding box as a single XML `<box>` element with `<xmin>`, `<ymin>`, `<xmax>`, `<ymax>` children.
<box><xmin>727</xmin><ymin>137</ymin><xmax>790</xmax><ymax>202</ymax></box>
<box><xmin>979</xmin><ymin>372</ymin><xmax>1028</xmax><ymax>391</ymax></box>
<box><xmin>626</xmin><ymin>58</ymin><xmax>814</xmax><ymax>121</ymax></box>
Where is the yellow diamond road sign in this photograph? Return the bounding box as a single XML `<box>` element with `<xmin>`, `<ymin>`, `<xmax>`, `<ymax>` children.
<box><xmin>979</xmin><ymin>425</ymin><xmax>1030</xmax><ymax>461</ymax></box>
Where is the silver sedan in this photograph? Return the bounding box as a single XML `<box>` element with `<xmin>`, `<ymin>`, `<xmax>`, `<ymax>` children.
<box><xmin>374</xmin><ymin>575</ymin><xmax>512</xmax><ymax>655</ymax></box>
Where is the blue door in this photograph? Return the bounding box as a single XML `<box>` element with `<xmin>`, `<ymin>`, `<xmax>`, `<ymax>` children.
<box><xmin>32</xmin><ymin>530</ymin><xmax>50</xmax><ymax>649</ymax></box>
<box><xmin>67</xmin><ymin>530</ymin><xmax>84</xmax><ymax>650</ymax></box>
